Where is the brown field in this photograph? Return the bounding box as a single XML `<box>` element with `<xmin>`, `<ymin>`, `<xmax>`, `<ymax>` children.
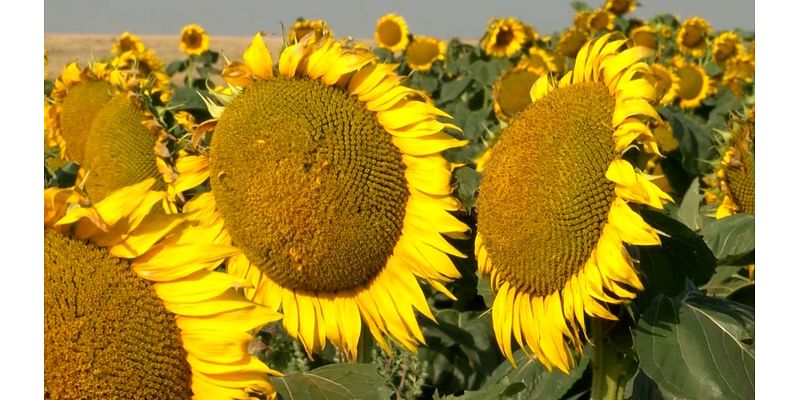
<box><xmin>45</xmin><ymin>34</ymin><xmax>376</xmax><ymax>79</ymax></box>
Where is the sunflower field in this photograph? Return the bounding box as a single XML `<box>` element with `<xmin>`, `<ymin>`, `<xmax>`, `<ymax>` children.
<box><xmin>43</xmin><ymin>0</ymin><xmax>755</xmax><ymax>399</ymax></box>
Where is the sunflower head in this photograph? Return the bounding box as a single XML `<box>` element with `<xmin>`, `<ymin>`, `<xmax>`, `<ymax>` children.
<box><xmin>405</xmin><ymin>35</ymin><xmax>446</xmax><ymax>72</ymax></box>
<box><xmin>525</xmin><ymin>46</ymin><xmax>564</xmax><ymax>75</ymax></box>
<box><xmin>186</xmin><ymin>34</ymin><xmax>469</xmax><ymax>360</ymax></box>
<box><xmin>47</xmin><ymin>61</ymin><xmax>128</xmax><ymax>161</ymax></box>
<box><xmin>707</xmin><ymin>109</ymin><xmax>755</xmax><ymax>218</ymax></box>
<box><xmin>476</xmin><ymin>33</ymin><xmax>671</xmax><ymax>372</ymax></box>
<box><xmin>587</xmin><ymin>9</ymin><xmax>616</xmax><ymax>32</ymax></box>
<box><xmin>722</xmin><ymin>53</ymin><xmax>755</xmax><ymax>96</ymax></box>
<box><xmin>630</xmin><ymin>25</ymin><xmax>658</xmax><ymax>51</ymax></box>
<box><xmin>604</xmin><ymin>0</ymin><xmax>636</xmax><ymax>15</ymax></box>
<box><xmin>645</xmin><ymin>63</ymin><xmax>677</xmax><ymax>105</ymax></box>
<box><xmin>45</xmin><ymin>180</ymin><xmax>282</xmax><ymax>400</ymax></box>
<box><xmin>481</xmin><ymin>17</ymin><xmax>529</xmax><ymax>58</ymax></box>
<box><xmin>671</xmin><ymin>57</ymin><xmax>715</xmax><ymax>109</ymax></box>
<box><xmin>556</xmin><ymin>28</ymin><xmax>589</xmax><ymax>58</ymax></box>
<box><xmin>492</xmin><ymin>62</ymin><xmax>540</xmax><ymax>122</ymax></box>
<box><xmin>677</xmin><ymin>17</ymin><xmax>712</xmax><ymax>57</ymax></box>
<box><xmin>288</xmin><ymin>19</ymin><xmax>333</xmax><ymax>44</ymax></box>
<box><xmin>573</xmin><ymin>11</ymin><xmax>591</xmax><ymax>32</ymax></box>
<box><xmin>111</xmin><ymin>31</ymin><xmax>145</xmax><ymax>55</ymax></box>
<box><xmin>374</xmin><ymin>13</ymin><xmax>410</xmax><ymax>52</ymax></box>
<box><xmin>712</xmin><ymin>31</ymin><xmax>745</xmax><ymax>64</ymax></box>
<box><xmin>179</xmin><ymin>23</ymin><xmax>210</xmax><ymax>56</ymax></box>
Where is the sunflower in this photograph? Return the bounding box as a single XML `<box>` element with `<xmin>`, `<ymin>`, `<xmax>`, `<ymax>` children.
<box><xmin>177</xmin><ymin>34</ymin><xmax>469</xmax><ymax>359</ymax></box>
<box><xmin>573</xmin><ymin>11</ymin><xmax>591</xmax><ymax>32</ymax></box>
<box><xmin>646</xmin><ymin>63</ymin><xmax>677</xmax><ymax>105</ymax></box>
<box><xmin>112</xmin><ymin>31</ymin><xmax>145</xmax><ymax>55</ymax></box>
<box><xmin>556</xmin><ymin>28</ymin><xmax>589</xmax><ymax>58</ymax></box>
<box><xmin>587</xmin><ymin>9</ymin><xmax>616</xmax><ymax>32</ymax></box>
<box><xmin>481</xmin><ymin>17</ymin><xmax>529</xmax><ymax>58</ymax></box>
<box><xmin>492</xmin><ymin>63</ymin><xmax>540</xmax><ymax>122</ymax></box>
<box><xmin>712</xmin><ymin>32</ymin><xmax>745</xmax><ymax>64</ymax></box>
<box><xmin>475</xmin><ymin>33</ymin><xmax>671</xmax><ymax>373</ymax></box>
<box><xmin>405</xmin><ymin>35</ymin><xmax>446</xmax><ymax>72</ymax></box>
<box><xmin>44</xmin><ymin>179</ymin><xmax>282</xmax><ymax>399</ymax></box>
<box><xmin>604</xmin><ymin>0</ymin><xmax>636</xmax><ymax>15</ymax></box>
<box><xmin>288</xmin><ymin>19</ymin><xmax>333</xmax><ymax>44</ymax></box>
<box><xmin>46</xmin><ymin>60</ymin><xmax>181</xmax><ymax>207</ymax></box>
<box><xmin>180</xmin><ymin>23</ymin><xmax>210</xmax><ymax>56</ymax></box>
<box><xmin>722</xmin><ymin>53</ymin><xmax>755</xmax><ymax>96</ymax></box>
<box><xmin>677</xmin><ymin>17</ymin><xmax>712</xmax><ymax>57</ymax></box>
<box><xmin>525</xmin><ymin>46</ymin><xmax>564</xmax><ymax>76</ymax></box>
<box><xmin>672</xmin><ymin>57</ymin><xmax>714</xmax><ymax>109</ymax></box>
<box><xmin>630</xmin><ymin>25</ymin><xmax>658</xmax><ymax>51</ymax></box>
<box><xmin>707</xmin><ymin>110</ymin><xmax>755</xmax><ymax>218</ymax></box>
<box><xmin>374</xmin><ymin>13</ymin><xmax>410</xmax><ymax>52</ymax></box>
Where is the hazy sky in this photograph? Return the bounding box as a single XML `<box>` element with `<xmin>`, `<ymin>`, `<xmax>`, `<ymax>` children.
<box><xmin>44</xmin><ymin>0</ymin><xmax>754</xmax><ymax>38</ymax></box>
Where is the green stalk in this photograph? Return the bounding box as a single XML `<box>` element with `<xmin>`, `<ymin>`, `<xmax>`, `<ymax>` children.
<box><xmin>590</xmin><ymin>318</ymin><xmax>634</xmax><ymax>400</ymax></box>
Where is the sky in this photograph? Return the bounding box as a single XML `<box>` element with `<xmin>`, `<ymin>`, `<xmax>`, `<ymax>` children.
<box><xmin>45</xmin><ymin>0</ymin><xmax>754</xmax><ymax>39</ymax></box>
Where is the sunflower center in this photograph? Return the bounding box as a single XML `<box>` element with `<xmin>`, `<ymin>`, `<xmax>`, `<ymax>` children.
<box><xmin>378</xmin><ymin>21</ymin><xmax>402</xmax><ymax>47</ymax></box>
<box><xmin>478</xmin><ymin>82</ymin><xmax>616</xmax><ymax>296</ymax></box>
<box><xmin>632</xmin><ymin>29</ymin><xmax>657</xmax><ymax>50</ymax></box>
<box><xmin>676</xmin><ymin>65</ymin><xmax>704</xmax><ymax>100</ymax></box>
<box><xmin>59</xmin><ymin>80</ymin><xmax>113</xmax><ymax>162</ymax></box>
<box><xmin>210</xmin><ymin>78</ymin><xmax>409</xmax><ymax>293</ymax></box>
<box><xmin>183</xmin><ymin>31</ymin><xmax>202</xmax><ymax>48</ymax></box>
<box><xmin>727</xmin><ymin>133</ymin><xmax>755</xmax><ymax>215</ymax></box>
<box><xmin>683</xmin><ymin>26</ymin><xmax>703</xmax><ymax>47</ymax></box>
<box><xmin>44</xmin><ymin>230</ymin><xmax>192</xmax><ymax>399</ymax></box>
<box><xmin>82</xmin><ymin>94</ymin><xmax>162</xmax><ymax>200</ymax></box>
<box><xmin>495</xmin><ymin>69</ymin><xmax>538</xmax><ymax>119</ymax></box>
<box><xmin>496</xmin><ymin>27</ymin><xmax>515</xmax><ymax>47</ymax></box>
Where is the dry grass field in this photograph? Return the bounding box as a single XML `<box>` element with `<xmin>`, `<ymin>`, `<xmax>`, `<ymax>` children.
<box><xmin>44</xmin><ymin>34</ymin><xmax>334</xmax><ymax>79</ymax></box>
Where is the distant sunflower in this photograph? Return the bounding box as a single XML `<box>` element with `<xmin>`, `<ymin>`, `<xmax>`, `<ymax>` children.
<box><xmin>492</xmin><ymin>63</ymin><xmax>540</xmax><ymax>122</ymax></box>
<box><xmin>525</xmin><ymin>47</ymin><xmax>564</xmax><ymax>75</ymax></box>
<box><xmin>587</xmin><ymin>9</ymin><xmax>616</xmax><ymax>32</ymax></box>
<box><xmin>179</xmin><ymin>23</ymin><xmax>210</xmax><ymax>56</ymax></box>
<box><xmin>712</xmin><ymin>32</ymin><xmax>745</xmax><ymax>64</ymax></box>
<box><xmin>45</xmin><ymin>179</ymin><xmax>281</xmax><ymax>400</ymax></box>
<box><xmin>708</xmin><ymin>110</ymin><xmax>755</xmax><ymax>218</ymax></box>
<box><xmin>646</xmin><ymin>63</ymin><xmax>677</xmax><ymax>105</ymax></box>
<box><xmin>374</xmin><ymin>13</ymin><xmax>410</xmax><ymax>52</ymax></box>
<box><xmin>179</xmin><ymin>34</ymin><xmax>469</xmax><ymax>359</ymax></box>
<box><xmin>476</xmin><ymin>34</ymin><xmax>671</xmax><ymax>372</ymax></box>
<box><xmin>672</xmin><ymin>57</ymin><xmax>714</xmax><ymax>109</ymax></box>
<box><xmin>722</xmin><ymin>53</ymin><xmax>755</xmax><ymax>96</ymax></box>
<box><xmin>556</xmin><ymin>28</ymin><xmax>588</xmax><ymax>58</ymax></box>
<box><xmin>630</xmin><ymin>25</ymin><xmax>658</xmax><ymax>50</ymax></box>
<box><xmin>405</xmin><ymin>35</ymin><xmax>446</xmax><ymax>72</ymax></box>
<box><xmin>289</xmin><ymin>19</ymin><xmax>333</xmax><ymax>44</ymax></box>
<box><xmin>677</xmin><ymin>17</ymin><xmax>711</xmax><ymax>57</ymax></box>
<box><xmin>481</xmin><ymin>17</ymin><xmax>529</xmax><ymax>57</ymax></box>
<box><xmin>604</xmin><ymin>0</ymin><xmax>636</xmax><ymax>15</ymax></box>
<box><xmin>573</xmin><ymin>11</ymin><xmax>591</xmax><ymax>32</ymax></box>
<box><xmin>112</xmin><ymin>31</ymin><xmax>145</xmax><ymax>54</ymax></box>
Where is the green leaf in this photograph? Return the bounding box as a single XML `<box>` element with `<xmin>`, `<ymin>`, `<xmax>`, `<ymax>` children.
<box><xmin>476</xmin><ymin>275</ymin><xmax>494</xmax><ymax>306</ymax></box>
<box><xmin>168</xmin><ymin>87</ymin><xmax>208</xmax><ymax>111</ymax></box>
<box><xmin>470</xmin><ymin>59</ymin><xmax>511</xmax><ymax>87</ymax></box>
<box><xmin>703</xmin><ymin>265</ymin><xmax>753</xmax><ymax>299</ymax></box>
<box><xmin>676</xmin><ymin>178</ymin><xmax>703</xmax><ymax>231</ymax></box>
<box><xmin>453</xmin><ymin>166</ymin><xmax>481</xmax><ymax>212</ymax></box>
<box><xmin>702</xmin><ymin>214</ymin><xmax>755</xmax><ymax>265</ymax></box>
<box><xmin>439</xmin><ymin>77</ymin><xmax>473</xmax><ymax>104</ymax></box>
<box><xmin>659</xmin><ymin>107</ymin><xmax>717</xmax><ymax>175</ymax></box>
<box><xmin>706</xmin><ymin>88</ymin><xmax>746</xmax><ymax>130</ymax></box>
<box><xmin>44</xmin><ymin>79</ymin><xmax>54</xmax><ymax>96</ymax></box>
<box><xmin>476</xmin><ymin>349</ymin><xmax>590</xmax><ymax>400</ymax></box>
<box><xmin>271</xmin><ymin>363</ymin><xmax>389</xmax><ymax>400</ymax></box>
<box><xmin>638</xmin><ymin>209</ymin><xmax>717</xmax><ymax>299</ymax></box>
<box><xmin>633</xmin><ymin>294</ymin><xmax>755</xmax><ymax>400</ymax></box>
<box><xmin>165</xmin><ymin>60</ymin><xmax>187</xmax><ymax>75</ymax></box>
<box><xmin>409</xmin><ymin>72</ymin><xmax>439</xmax><ymax>95</ymax></box>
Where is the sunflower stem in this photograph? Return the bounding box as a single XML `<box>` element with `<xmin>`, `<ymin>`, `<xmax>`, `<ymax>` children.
<box><xmin>590</xmin><ymin>318</ymin><xmax>634</xmax><ymax>400</ymax></box>
<box><xmin>356</xmin><ymin>331</ymin><xmax>374</xmax><ymax>364</ymax></box>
